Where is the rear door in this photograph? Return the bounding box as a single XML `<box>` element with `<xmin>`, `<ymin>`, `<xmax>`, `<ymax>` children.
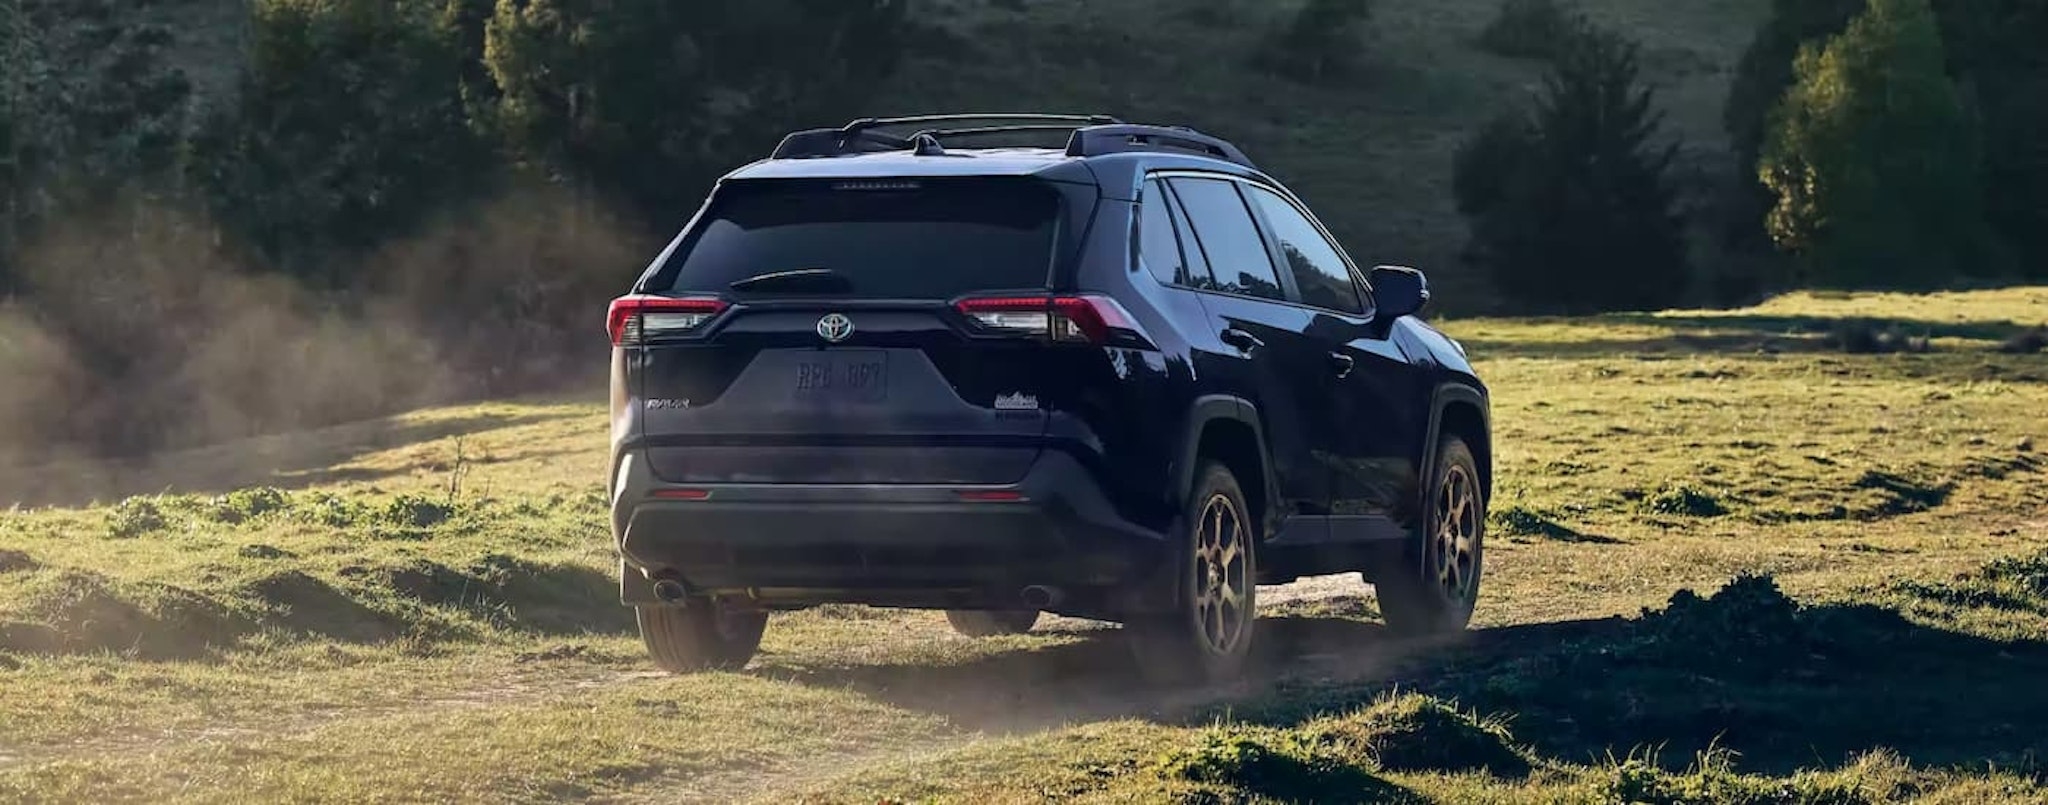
<box><xmin>1164</xmin><ymin>175</ymin><xmax>1333</xmax><ymax>523</ymax></box>
<box><xmin>1240</xmin><ymin>184</ymin><xmax>1425</xmax><ymax>525</ymax></box>
<box><xmin>623</xmin><ymin>177</ymin><xmax>1069</xmax><ymax>485</ymax></box>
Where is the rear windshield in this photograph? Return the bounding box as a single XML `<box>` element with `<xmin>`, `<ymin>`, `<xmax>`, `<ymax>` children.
<box><xmin>652</xmin><ymin>178</ymin><xmax>1059</xmax><ymax>299</ymax></box>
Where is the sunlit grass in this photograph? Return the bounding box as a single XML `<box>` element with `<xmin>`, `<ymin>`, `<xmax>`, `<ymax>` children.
<box><xmin>1</xmin><ymin>287</ymin><xmax>2045</xmax><ymax>802</ymax></box>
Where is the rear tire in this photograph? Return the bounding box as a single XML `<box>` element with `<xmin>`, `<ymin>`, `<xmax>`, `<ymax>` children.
<box><xmin>1374</xmin><ymin>436</ymin><xmax>1485</xmax><ymax>637</ymax></box>
<box><xmin>945</xmin><ymin>609</ymin><xmax>1041</xmax><ymax>637</ymax></box>
<box><xmin>1127</xmin><ymin>462</ymin><xmax>1258</xmax><ymax>684</ymax></box>
<box><xmin>637</xmin><ymin>601</ymin><xmax>768</xmax><ymax>673</ymax></box>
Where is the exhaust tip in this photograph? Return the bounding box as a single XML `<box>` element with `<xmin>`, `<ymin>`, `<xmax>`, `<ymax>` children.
<box><xmin>651</xmin><ymin>578</ymin><xmax>689</xmax><ymax>604</ymax></box>
<box><xmin>1020</xmin><ymin>585</ymin><xmax>1061</xmax><ymax>610</ymax></box>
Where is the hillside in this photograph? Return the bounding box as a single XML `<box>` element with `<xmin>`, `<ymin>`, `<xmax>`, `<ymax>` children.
<box><xmin>834</xmin><ymin>0</ymin><xmax>1765</xmax><ymax>306</ymax></box>
<box><xmin>139</xmin><ymin>0</ymin><xmax>1769</xmax><ymax>310</ymax></box>
<box><xmin>2</xmin><ymin>288</ymin><xmax>2046</xmax><ymax>801</ymax></box>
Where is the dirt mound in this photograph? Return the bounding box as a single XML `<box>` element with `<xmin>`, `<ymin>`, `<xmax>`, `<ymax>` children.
<box><xmin>1155</xmin><ymin>727</ymin><xmax>1396</xmax><ymax>803</ymax></box>
<box><xmin>1</xmin><ymin>570</ymin><xmax>246</xmax><ymax>658</ymax></box>
<box><xmin>1306</xmin><ymin>693</ymin><xmax>1529</xmax><ymax>777</ymax></box>
<box><xmin>243</xmin><ymin>569</ymin><xmax>401</xmax><ymax>643</ymax></box>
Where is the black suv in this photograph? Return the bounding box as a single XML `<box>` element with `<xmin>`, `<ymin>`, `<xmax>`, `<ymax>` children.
<box><xmin>607</xmin><ymin>114</ymin><xmax>1491</xmax><ymax>681</ymax></box>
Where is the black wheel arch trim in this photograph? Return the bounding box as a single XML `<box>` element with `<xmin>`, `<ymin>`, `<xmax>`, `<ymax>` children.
<box><xmin>1421</xmin><ymin>381</ymin><xmax>1492</xmax><ymax>503</ymax></box>
<box><xmin>1174</xmin><ymin>394</ymin><xmax>1282</xmax><ymax>539</ymax></box>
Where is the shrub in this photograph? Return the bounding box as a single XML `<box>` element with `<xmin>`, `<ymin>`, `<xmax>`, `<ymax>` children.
<box><xmin>1255</xmin><ymin>0</ymin><xmax>1373</xmax><ymax>84</ymax></box>
<box><xmin>107</xmin><ymin>497</ymin><xmax>169</xmax><ymax>538</ymax></box>
<box><xmin>383</xmin><ymin>494</ymin><xmax>456</xmax><ymax>529</ymax></box>
<box><xmin>1477</xmin><ymin>0</ymin><xmax>1584</xmax><ymax>62</ymax></box>
<box><xmin>1453</xmin><ymin>27</ymin><xmax>1690</xmax><ymax>314</ymax></box>
<box><xmin>1649</xmin><ymin>484</ymin><xmax>1727</xmax><ymax>517</ymax></box>
<box><xmin>1760</xmin><ymin>0</ymin><xmax>1996</xmax><ymax>289</ymax></box>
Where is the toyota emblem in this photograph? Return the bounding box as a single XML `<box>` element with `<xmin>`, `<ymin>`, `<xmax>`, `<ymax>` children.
<box><xmin>816</xmin><ymin>313</ymin><xmax>855</xmax><ymax>343</ymax></box>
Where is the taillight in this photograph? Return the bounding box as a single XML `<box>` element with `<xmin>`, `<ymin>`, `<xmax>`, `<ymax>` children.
<box><xmin>954</xmin><ymin>295</ymin><xmax>1149</xmax><ymax>346</ymax></box>
<box><xmin>608</xmin><ymin>295</ymin><xmax>728</xmax><ymax>346</ymax></box>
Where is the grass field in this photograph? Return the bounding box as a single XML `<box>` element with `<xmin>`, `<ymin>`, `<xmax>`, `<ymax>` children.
<box><xmin>2</xmin><ymin>287</ymin><xmax>2045</xmax><ymax>802</ymax></box>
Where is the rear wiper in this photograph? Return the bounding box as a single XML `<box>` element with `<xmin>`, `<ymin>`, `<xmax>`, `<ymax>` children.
<box><xmin>727</xmin><ymin>268</ymin><xmax>854</xmax><ymax>294</ymax></box>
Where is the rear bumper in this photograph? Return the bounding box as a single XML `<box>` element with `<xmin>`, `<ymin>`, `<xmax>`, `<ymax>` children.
<box><xmin>610</xmin><ymin>448</ymin><xmax>1167</xmax><ymax>601</ymax></box>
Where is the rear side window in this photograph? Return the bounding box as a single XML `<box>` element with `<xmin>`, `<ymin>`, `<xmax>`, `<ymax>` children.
<box><xmin>1138</xmin><ymin>179</ymin><xmax>1199</xmax><ymax>287</ymax></box>
<box><xmin>653</xmin><ymin>179</ymin><xmax>1058</xmax><ymax>299</ymax></box>
<box><xmin>1244</xmin><ymin>186</ymin><xmax>1363</xmax><ymax>314</ymax></box>
<box><xmin>1168</xmin><ymin>178</ymin><xmax>1285</xmax><ymax>301</ymax></box>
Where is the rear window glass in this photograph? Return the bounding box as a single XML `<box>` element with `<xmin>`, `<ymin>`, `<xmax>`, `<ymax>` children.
<box><xmin>653</xmin><ymin>179</ymin><xmax>1059</xmax><ymax>299</ymax></box>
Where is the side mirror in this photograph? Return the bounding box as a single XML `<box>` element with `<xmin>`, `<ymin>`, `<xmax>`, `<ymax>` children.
<box><xmin>1370</xmin><ymin>265</ymin><xmax>1430</xmax><ymax>321</ymax></box>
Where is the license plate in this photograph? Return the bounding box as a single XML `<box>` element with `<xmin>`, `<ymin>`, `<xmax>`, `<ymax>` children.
<box><xmin>792</xmin><ymin>351</ymin><xmax>889</xmax><ymax>403</ymax></box>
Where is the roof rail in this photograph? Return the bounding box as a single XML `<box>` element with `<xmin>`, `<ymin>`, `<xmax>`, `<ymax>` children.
<box><xmin>769</xmin><ymin>113</ymin><xmax>1123</xmax><ymax>160</ymax></box>
<box><xmin>1064</xmin><ymin>124</ymin><xmax>1257</xmax><ymax>170</ymax></box>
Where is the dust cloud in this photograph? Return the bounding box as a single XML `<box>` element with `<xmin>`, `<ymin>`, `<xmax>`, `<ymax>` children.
<box><xmin>0</xmin><ymin>188</ymin><xmax>652</xmax><ymax>503</ymax></box>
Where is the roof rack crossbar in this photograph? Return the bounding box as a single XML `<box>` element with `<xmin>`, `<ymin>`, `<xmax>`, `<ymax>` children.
<box><xmin>769</xmin><ymin>113</ymin><xmax>1122</xmax><ymax>160</ymax></box>
<box><xmin>846</xmin><ymin>113</ymin><xmax>1121</xmax><ymax>133</ymax></box>
<box><xmin>1064</xmin><ymin>124</ymin><xmax>1257</xmax><ymax>170</ymax></box>
<box><xmin>907</xmin><ymin>123</ymin><xmax>1112</xmax><ymax>140</ymax></box>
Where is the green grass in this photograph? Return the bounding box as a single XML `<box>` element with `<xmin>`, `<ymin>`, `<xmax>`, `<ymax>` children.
<box><xmin>3</xmin><ymin>287</ymin><xmax>2048</xmax><ymax>802</ymax></box>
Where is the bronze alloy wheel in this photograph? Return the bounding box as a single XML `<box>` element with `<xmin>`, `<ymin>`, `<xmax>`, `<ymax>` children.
<box><xmin>1193</xmin><ymin>492</ymin><xmax>1252</xmax><ymax>655</ymax></box>
<box><xmin>1433</xmin><ymin>460</ymin><xmax>1483</xmax><ymax>611</ymax></box>
<box><xmin>1374</xmin><ymin>436</ymin><xmax>1485</xmax><ymax>636</ymax></box>
<box><xmin>1128</xmin><ymin>461</ymin><xmax>1257</xmax><ymax>683</ymax></box>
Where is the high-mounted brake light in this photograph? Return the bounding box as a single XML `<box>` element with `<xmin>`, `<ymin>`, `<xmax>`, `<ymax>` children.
<box><xmin>608</xmin><ymin>295</ymin><xmax>728</xmax><ymax>346</ymax></box>
<box><xmin>955</xmin><ymin>489</ymin><xmax>1027</xmax><ymax>502</ymax></box>
<box><xmin>954</xmin><ymin>295</ymin><xmax>1146</xmax><ymax>346</ymax></box>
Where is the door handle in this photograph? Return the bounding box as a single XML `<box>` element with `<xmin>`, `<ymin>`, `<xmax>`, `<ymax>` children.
<box><xmin>1220</xmin><ymin>328</ymin><xmax>1264</xmax><ymax>352</ymax></box>
<box><xmin>1328</xmin><ymin>351</ymin><xmax>1355</xmax><ymax>378</ymax></box>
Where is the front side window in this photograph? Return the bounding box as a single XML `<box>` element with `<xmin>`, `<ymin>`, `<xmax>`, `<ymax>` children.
<box><xmin>1245</xmin><ymin>186</ymin><xmax>1363</xmax><ymax>314</ymax></box>
<box><xmin>1167</xmin><ymin>177</ymin><xmax>1286</xmax><ymax>301</ymax></box>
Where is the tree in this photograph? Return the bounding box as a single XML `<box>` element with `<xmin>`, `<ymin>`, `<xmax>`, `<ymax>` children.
<box><xmin>1452</xmin><ymin>27</ymin><xmax>1689</xmax><ymax>314</ymax></box>
<box><xmin>1</xmin><ymin>0</ymin><xmax>191</xmax><ymax>291</ymax></box>
<box><xmin>1726</xmin><ymin>0</ymin><xmax>2048</xmax><ymax>280</ymax></box>
<box><xmin>1758</xmin><ymin>0</ymin><xmax>1994</xmax><ymax>287</ymax></box>
<box><xmin>1934</xmin><ymin>0</ymin><xmax>2048</xmax><ymax>278</ymax></box>
<box><xmin>1724</xmin><ymin>0</ymin><xmax>1864</xmax><ymax>196</ymax></box>
<box><xmin>189</xmin><ymin>0</ymin><xmax>489</xmax><ymax>281</ymax></box>
<box><xmin>483</xmin><ymin>0</ymin><xmax>909</xmax><ymax>224</ymax></box>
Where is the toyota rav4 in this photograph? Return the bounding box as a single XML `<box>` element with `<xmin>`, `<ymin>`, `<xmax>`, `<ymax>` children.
<box><xmin>606</xmin><ymin>114</ymin><xmax>1492</xmax><ymax>682</ymax></box>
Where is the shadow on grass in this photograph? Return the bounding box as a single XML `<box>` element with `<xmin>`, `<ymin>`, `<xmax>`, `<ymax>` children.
<box><xmin>747</xmin><ymin>611</ymin><xmax>1602</xmax><ymax>735</ymax></box>
<box><xmin>1457</xmin><ymin>311</ymin><xmax>2048</xmax><ymax>362</ymax></box>
<box><xmin>1325</xmin><ymin>576</ymin><xmax>2048</xmax><ymax>778</ymax></box>
<box><xmin>765</xmin><ymin>574</ymin><xmax>2048</xmax><ymax>781</ymax></box>
<box><xmin>0</xmin><ymin>408</ymin><xmax>582</xmax><ymax>509</ymax></box>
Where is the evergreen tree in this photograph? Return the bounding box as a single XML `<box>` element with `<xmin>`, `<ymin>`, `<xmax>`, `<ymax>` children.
<box><xmin>1758</xmin><ymin>0</ymin><xmax>1993</xmax><ymax>287</ymax></box>
<box><xmin>1453</xmin><ymin>27</ymin><xmax>1689</xmax><ymax>313</ymax></box>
